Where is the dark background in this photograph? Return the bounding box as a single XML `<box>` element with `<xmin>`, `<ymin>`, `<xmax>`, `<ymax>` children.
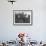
<box><xmin>15</xmin><ymin>12</ymin><xmax>30</xmax><ymax>23</ymax></box>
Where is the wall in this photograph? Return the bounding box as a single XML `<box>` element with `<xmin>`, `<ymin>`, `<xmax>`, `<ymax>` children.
<box><xmin>0</xmin><ymin>0</ymin><xmax>46</xmax><ymax>42</ymax></box>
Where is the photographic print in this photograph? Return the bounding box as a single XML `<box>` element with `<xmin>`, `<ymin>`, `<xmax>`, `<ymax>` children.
<box><xmin>13</xmin><ymin>10</ymin><xmax>32</xmax><ymax>25</ymax></box>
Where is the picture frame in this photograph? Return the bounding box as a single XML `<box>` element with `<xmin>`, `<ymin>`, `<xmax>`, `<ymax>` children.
<box><xmin>13</xmin><ymin>10</ymin><xmax>33</xmax><ymax>26</ymax></box>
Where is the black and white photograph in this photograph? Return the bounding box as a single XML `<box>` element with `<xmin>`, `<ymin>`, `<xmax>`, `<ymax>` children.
<box><xmin>13</xmin><ymin>10</ymin><xmax>32</xmax><ymax>25</ymax></box>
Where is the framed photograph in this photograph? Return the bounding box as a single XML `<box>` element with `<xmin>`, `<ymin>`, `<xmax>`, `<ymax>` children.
<box><xmin>13</xmin><ymin>10</ymin><xmax>33</xmax><ymax>25</ymax></box>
